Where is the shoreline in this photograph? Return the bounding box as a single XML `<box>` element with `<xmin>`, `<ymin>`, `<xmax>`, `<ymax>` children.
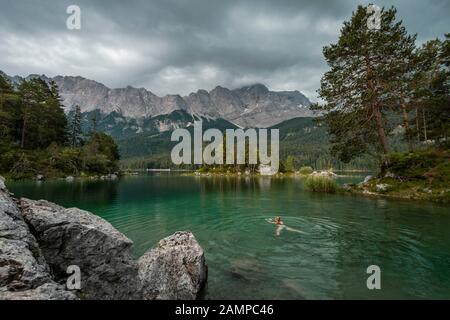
<box><xmin>6</xmin><ymin>171</ymin><xmax>448</xmax><ymax>204</ymax></box>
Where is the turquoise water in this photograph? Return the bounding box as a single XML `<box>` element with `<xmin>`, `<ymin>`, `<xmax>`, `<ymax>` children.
<box><xmin>7</xmin><ymin>174</ymin><xmax>450</xmax><ymax>299</ymax></box>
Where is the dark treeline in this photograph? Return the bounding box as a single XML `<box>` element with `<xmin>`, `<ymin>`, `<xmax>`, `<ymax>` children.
<box><xmin>0</xmin><ymin>76</ymin><xmax>120</xmax><ymax>179</ymax></box>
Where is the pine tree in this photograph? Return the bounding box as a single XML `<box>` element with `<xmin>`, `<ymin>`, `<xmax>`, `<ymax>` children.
<box><xmin>409</xmin><ymin>36</ymin><xmax>450</xmax><ymax>144</ymax></box>
<box><xmin>314</xmin><ymin>5</ymin><xmax>416</xmax><ymax>164</ymax></box>
<box><xmin>18</xmin><ymin>78</ymin><xmax>68</xmax><ymax>149</ymax></box>
<box><xmin>69</xmin><ymin>105</ymin><xmax>83</xmax><ymax>147</ymax></box>
<box><xmin>0</xmin><ymin>74</ymin><xmax>19</xmax><ymax>142</ymax></box>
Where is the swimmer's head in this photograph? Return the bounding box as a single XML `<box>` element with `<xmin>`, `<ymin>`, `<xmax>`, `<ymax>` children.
<box><xmin>275</xmin><ymin>216</ymin><xmax>281</xmax><ymax>224</ymax></box>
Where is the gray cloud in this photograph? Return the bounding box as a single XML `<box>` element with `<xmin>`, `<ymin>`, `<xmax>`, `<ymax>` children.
<box><xmin>0</xmin><ymin>0</ymin><xmax>448</xmax><ymax>101</ymax></box>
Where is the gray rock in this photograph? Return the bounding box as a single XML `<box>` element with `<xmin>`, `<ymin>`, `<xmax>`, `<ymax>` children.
<box><xmin>138</xmin><ymin>231</ymin><xmax>207</xmax><ymax>300</ymax></box>
<box><xmin>20</xmin><ymin>199</ymin><xmax>141</xmax><ymax>300</ymax></box>
<box><xmin>0</xmin><ymin>282</ymin><xmax>77</xmax><ymax>300</ymax></box>
<box><xmin>65</xmin><ymin>176</ymin><xmax>74</xmax><ymax>182</ymax></box>
<box><xmin>376</xmin><ymin>184</ymin><xmax>390</xmax><ymax>193</ymax></box>
<box><xmin>2</xmin><ymin>178</ymin><xmax>208</xmax><ymax>300</ymax></box>
<box><xmin>1</xmin><ymin>187</ymin><xmax>76</xmax><ymax>299</ymax></box>
<box><xmin>0</xmin><ymin>176</ymin><xmax>5</xmax><ymax>190</ymax></box>
<box><xmin>384</xmin><ymin>172</ymin><xmax>397</xmax><ymax>178</ymax></box>
<box><xmin>36</xmin><ymin>175</ymin><xmax>45</xmax><ymax>181</ymax></box>
<box><xmin>363</xmin><ymin>175</ymin><xmax>373</xmax><ymax>183</ymax></box>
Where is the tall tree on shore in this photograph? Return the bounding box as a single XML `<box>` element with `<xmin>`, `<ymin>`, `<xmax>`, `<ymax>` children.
<box><xmin>410</xmin><ymin>36</ymin><xmax>450</xmax><ymax>143</ymax></box>
<box><xmin>69</xmin><ymin>105</ymin><xmax>83</xmax><ymax>147</ymax></box>
<box><xmin>0</xmin><ymin>75</ymin><xmax>19</xmax><ymax>142</ymax></box>
<box><xmin>18</xmin><ymin>78</ymin><xmax>68</xmax><ymax>149</ymax></box>
<box><xmin>314</xmin><ymin>5</ymin><xmax>416</xmax><ymax>164</ymax></box>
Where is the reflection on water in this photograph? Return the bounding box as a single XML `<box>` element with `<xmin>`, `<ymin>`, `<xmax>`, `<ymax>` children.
<box><xmin>8</xmin><ymin>174</ymin><xmax>450</xmax><ymax>299</ymax></box>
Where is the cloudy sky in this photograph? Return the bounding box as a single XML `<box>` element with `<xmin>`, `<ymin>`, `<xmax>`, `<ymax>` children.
<box><xmin>0</xmin><ymin>0</ymin><xmax>448</xmax><ymax>101</ymax></box>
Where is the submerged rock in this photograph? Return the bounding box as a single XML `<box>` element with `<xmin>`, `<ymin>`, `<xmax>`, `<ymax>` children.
<box><xmin>19</xmin><ymin>199</ymin><xmax>141</xmax><ymax>300</ymax></box>
<box><xmin>138</xmin><ymin>231</ymin><xmax>207</xmax><ymax>300</ymax></box>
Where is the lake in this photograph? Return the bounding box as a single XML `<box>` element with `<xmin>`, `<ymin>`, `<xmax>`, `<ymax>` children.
<box><xmin>7</xmin><ymin>174</ymin><xmax>450</xmax><ymax>299</ymax></box>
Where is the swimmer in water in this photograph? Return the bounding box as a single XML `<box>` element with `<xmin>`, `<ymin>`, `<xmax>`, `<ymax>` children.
<box><xmin>267</xmin><ymin>216</ymin><xmax>303</xmax><ymax>236</ymax></box>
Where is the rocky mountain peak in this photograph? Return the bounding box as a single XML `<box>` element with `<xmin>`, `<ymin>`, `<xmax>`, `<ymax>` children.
<box><xmin>0</xmin><ymin>70</ymin><xmax>315</xmax><ymax>127</ymax></box>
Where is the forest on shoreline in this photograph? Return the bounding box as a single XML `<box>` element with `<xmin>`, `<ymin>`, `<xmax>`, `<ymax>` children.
<box><xmin>0</xmin><ymin>76</ymin><xmax>120</xmax><ymax>179</ymax></box>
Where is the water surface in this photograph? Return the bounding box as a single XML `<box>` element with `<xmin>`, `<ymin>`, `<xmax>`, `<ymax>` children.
<box><xmin>8</xmin><ymin>174</ymin><xmax>450</xmax><ymax>299</ymax></box>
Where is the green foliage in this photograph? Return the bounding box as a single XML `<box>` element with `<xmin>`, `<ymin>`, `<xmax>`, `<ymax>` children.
<box><xmin>284</xmin><ymin>155</ymin><xmax>295</xmax><ymax>172</ymax></box>
<box><xmin>314</xmin><ymin>5</ymin><xmax>417</xmax><ymax>162</ymax></box>
<box><xmin>0</xmin><ymin>73</ymin><xmax>121</xmax><ymax>179</ymax></box>
<box><xmin>299</xmin><ymin>166</ymin><xmax>314</xmax><ymax>175</ymax></box>
<box><xmin>68</xmin><ymin>105</ymin><xmax>83</xmax><ymax>147</ymax></box>
<box><xmin>18</xmin><ymin>78</ymin><xmax>68</xmax><ymax>149</ymax></box>
<box><xmin>350</xmin><ymin>147</ymin><xmax>450</xmax><ymax>203</ymax></box>
<box><xmin>304</xmin><ymin>176</ymin><xmax>338</xmax><ymax>193</ymax></box>
<box><xmin>382</xmin><ymin>148</ymin><xmax>450</xmax><ymax>185</ymax></box>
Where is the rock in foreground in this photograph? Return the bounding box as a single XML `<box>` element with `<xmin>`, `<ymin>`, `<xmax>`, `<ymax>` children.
<box><xmin>19</xmin><ymin>198</ymin><xmax>141</xmax><ymax>300</ymax></box>
<box><xmin>0</xmin><ymin>185</ymin><xmax>77</xmax><ymax>300</ymax></box>
<box><xmin>138</xmin><ymin>231</ymin><xmax>207</xmax><ymax>300</ymax></box>
<box><xmin>0</xmin><ymin>175</ymin><xmax>207</xmax><ymax>300</ymax></box>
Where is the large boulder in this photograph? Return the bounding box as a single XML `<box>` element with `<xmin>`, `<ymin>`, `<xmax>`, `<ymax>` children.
<box><xmin>0</xmin><ymin>181</ymin><xmax>77</xmax><ymax>300</ymax></box>
<box><xmin>138</xmin><ymin>231</ymin><xmax>207</xmax><ymax>300</ymax></box>
<box><xmin>1</xmin><ymin>175</ymin><xmax>208</xmax><ymax>300</ymax></box>
<box><xmin>19</xmin><ymin>198</ymin><xmax>141</xmax><ymax>300</ymax></box>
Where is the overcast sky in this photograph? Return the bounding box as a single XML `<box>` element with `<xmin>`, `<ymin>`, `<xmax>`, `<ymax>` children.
<box><xmin>0</xmin><ymin>0</ymin><xmax>448</xmax><ymax>101</ymax></box>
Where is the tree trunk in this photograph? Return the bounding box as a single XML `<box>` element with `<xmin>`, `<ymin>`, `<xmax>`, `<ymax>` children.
<box><xmin>401</xmin><ymin>104</ymin><xmax>413</xmax><ymax>150</ymax></box>
<box><xmin>373</xmin><ymin>104</ymin><xmax>390</xmax><ymax>159</ymax></box>
<box><xmin>422</xmin><ymin>108</ymin><xmax>428</xmax><ymax>141</ymax></box>
<box><xmin>20</xmin><ymin>117</ymin><xmax>26</xmax><ymax>148</ymax></box>
<box><xmin>416</xmin><ymin>107</ymin><xmax>420</xmax><ymax>143</ymax></box>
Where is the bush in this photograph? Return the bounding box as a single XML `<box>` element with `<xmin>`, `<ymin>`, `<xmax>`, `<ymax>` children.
<box><xmin>304</xmin><ymin>175</ymin><xmax>338</xmax><ymax>193</ymax></box>
<box><xmin>383</xmin><ymin>149</ymin><xmax>439</xmax><ymax>179</ymax></box>
<box><xmin>83</xmin><ymin>154</ymin><xmax>114</xmax><ymax>174</ymax></box>
<box><xmin>299</xmin><ymin>166</ymin><xmax>314</xmax><ymax>175</ymax></box>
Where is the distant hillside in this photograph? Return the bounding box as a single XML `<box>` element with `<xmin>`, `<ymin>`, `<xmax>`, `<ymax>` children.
<box><xmin>115</xmin><ymin>114</ymin><xmax>375</xmax><ymax>170</ymax></box>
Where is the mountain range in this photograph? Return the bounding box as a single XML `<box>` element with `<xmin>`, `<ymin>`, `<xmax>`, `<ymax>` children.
<box><xmin>0</xmin><ymin>71</ymin><xmax>314</xmax><ymax>128</ymax></box>
<box><xmin>0</xmin><ymin>70</ymin><xmax>376</xmax><ymax>170</ymax></box>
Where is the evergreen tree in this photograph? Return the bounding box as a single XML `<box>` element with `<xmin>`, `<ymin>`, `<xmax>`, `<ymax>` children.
<box><xmin>285</xmin><ymin>155</ymin><xmax>295</xmax><ymax>172</ymax></box>
<box><xmin>0</xmin><ymin>74</ymin><xmax>19</xmax><ymax>143</ymax></box>
<box><xmin>18</xmin><ymin>78</ymin><xmax>68</xmax><ymax>149</ymax></box>
<box><xmin>409</xmin><ymin>36</ymin><xmax>450</xmax><ymax>144</ymax></box>
<box><xmin>69</xmin><ymin>105</ymin><xmax>83</xmax><ymax>147</ymax></box>
<box><xmin>314</xmin><ymin>5</ymin><xmax>416</xmax><ymax>164</ymax></box>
